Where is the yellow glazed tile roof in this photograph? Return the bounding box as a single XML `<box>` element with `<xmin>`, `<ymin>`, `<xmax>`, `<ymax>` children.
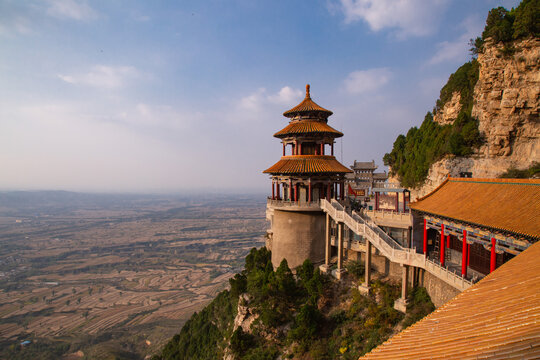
<box><xmin>409</xmin><ymin>177</ymin><xmax>540</xmax><ymax>239</ymax></box>
<box><xmin>263</xmin><ymin>155</ymin><xmax>352</xmax><ymax>174</ymax></box>
<box><xmin>273</xmin><ymin>120</ymin><xmax>343</xmax><ymax>138</ymax></box>
<box><xmin>361</xmin><ymin>240</ymin><xmax>540</xmax><ymax>360</ymax></box>
<box><xmin>283</xmin><ymin>84</ymin><xmax>333</xmax><ymax>118</ymax></box>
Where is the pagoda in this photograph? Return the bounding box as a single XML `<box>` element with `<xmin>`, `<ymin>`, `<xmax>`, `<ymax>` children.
<box><xmin>263</xmin><ymin>84</ymin><xmax>352</xmax><ymax>269</ymax></box>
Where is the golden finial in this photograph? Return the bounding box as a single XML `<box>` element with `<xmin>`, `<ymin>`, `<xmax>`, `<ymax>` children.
<box><xmin>306</xmin><ymin>84</ymin><xmax>310</xmax><ymax>98</ymax></box>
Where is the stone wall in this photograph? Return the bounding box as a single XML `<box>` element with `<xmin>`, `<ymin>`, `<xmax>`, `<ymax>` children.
<box><xmin>270</xmin><ymin>209</ymin><xmax>326</xmax><ymax>270</ymax></box>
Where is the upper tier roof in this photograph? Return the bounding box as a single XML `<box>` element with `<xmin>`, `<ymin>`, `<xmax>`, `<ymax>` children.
<box><xmin>361</xmin><ymin>240</ymin><xmax>540</xmax><ymax>360</ymax></box>
<box><xmin>273</xmin><ymin>120</ymin><xmax>343</xmax><ymax>138</ymax></box>
<box><xmin>410</xmin><ymin>177</ymin><xmax>540</xmax><ymax>239</ymax></box>
<box><xmin>283</xmin><ymin>84</ymin><xmax>333</xmax><ymax>118</ymax></box>
<box><xmin>263</xmin><ymin>155</ymin><xmax>352</xmax><ymax>175</ymax></box>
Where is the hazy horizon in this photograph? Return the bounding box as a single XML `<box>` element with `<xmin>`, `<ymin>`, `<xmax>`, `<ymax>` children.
<box><xmin>1</xmin><ymin>0</ymin><xmax>520</xmax><ymax>193</ymax></box>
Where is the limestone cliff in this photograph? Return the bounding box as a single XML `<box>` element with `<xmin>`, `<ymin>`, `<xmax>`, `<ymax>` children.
<box><xmin>410</xmin><ymin>37</ymin><xmax>539</xmax><ymax>199</ymax></box>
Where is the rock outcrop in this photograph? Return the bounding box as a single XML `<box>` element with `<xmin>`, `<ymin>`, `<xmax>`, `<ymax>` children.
<box><xmin>411</xmin><ymin>37</ymin><xmax>539</xmax><ymax>200</ymax></box>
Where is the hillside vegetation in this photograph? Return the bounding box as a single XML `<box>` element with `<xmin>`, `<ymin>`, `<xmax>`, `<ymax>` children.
<box><xmin>383</xmin><ymin>0</ymin><xmax>539</xmax><ymax>189</ymax></box>
<box><xmin>153</xmin><ymin>248</ymin><xmax>435</xmax><ymax>360</ymax></box>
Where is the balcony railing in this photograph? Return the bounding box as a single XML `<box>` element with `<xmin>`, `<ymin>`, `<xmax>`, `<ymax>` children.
<box><xmin>266</xmin><ymin>198</ymin><xmax>321</xmax><ymax>210</ymax></box>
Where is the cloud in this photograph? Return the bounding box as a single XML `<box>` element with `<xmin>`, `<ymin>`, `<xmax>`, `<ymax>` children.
<box><xmin>335</xmin><ymin>0</ymin><xmax>448</xmax><ymax>38</ymax></box>
<box><xmin>238</xmin><ymin>86</ymin><xmax>303</xmax><ymax>112</ymax></box>
<box><xmin>343</xmin><ymin>68</ymin><xmax>392</xmax><ymax>94</ymax></box>
<box><xmin>58</xmin><ymin>65</ymin><xmax>139</xmax><ymax>89</ymax></box>
<box><xmin>46</xmin><ymin>0</ymin><xmax>97</xmax><ymax>21</ymax></box>
<box><xmin>428</xmin><ymin>16</ymin><xmax>484</xmax><ymax>65</ymax></box>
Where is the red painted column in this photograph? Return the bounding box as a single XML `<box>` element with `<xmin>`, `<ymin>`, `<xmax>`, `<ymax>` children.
<box><xmin>308</xmin><ymin>181</ymin><xmax>312</xmax><ymax>203</ymax></box>
<box><xmin>461</xmin><ymin>230</ymin><xmax>468</xmax><ymax>277</ymax></box>
<box><xmin>276</xmin><ymin>182</ymin><xmax>280</xmax><ymax>200</ymax></box>
<box><xmin>447</xmin><ymin>235</ymin><xmax>451</xmax><ymax>248</ymax></box>
<box><xmin>298</xmin><ymin>142</ymin><xmax>302</xmax><ymax>155</ymax></box>
<box><xmin>294</xmin><ymin>183</ymin><xmax>298</xmax><ymax>202</ymax></box>
<box><xmin>320</xmin><ymin>143</ymin><xmax>324</xmax><ymax>155</ymax></box>
<box><xmin>440</xmin><ymin>224</ymin><xmax>445</xmax><ymax>266</ymax></box>
<box><xmin>331</xmin><ymin>143</ymin><xmax>334</xmax><ymax>156</ymax></box>
<box><xmin>289</xmin><ymin>179</ymin><xmax>292</xmax><ymax>201</ymax></box>
<box><xmin>282</xmin><ymin>143</ymin><xmax>285</xmax><ymax>156</ymax></box>
<box><xmin>423</xmin><ymin>219</ymin><xmax>427</xmax><ymax>254</ymax></box>
<box><xmin>326</xmin><ymin>183</ymin><xmax>331</xmax><ymax>201</ymax></box>
<box><xmin>490</xmin><ymin>237</ymin><xmax>497</xmax><ymax>273</ymax></box>
<box><xmin>271</xmin><ymin>181</ymin><xmax>275</xmax><ymax>200</ymax></box>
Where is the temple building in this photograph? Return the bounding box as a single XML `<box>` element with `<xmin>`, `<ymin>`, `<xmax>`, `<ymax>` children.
<box><xmin>411</xmin><ymin>177</ymin><xmax>539</xmax><ymax>279</ymax></box>
<box><xmin>263</xmin><ymin>84</ymin><xmax>352</xmax><ymax>269</ymax></box>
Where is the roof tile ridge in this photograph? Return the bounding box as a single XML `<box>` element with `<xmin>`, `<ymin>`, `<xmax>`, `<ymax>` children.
<box><xmin>411</xmin><ymin>177</ymin><xmax>450</xmax><ymax>205</ymax></box>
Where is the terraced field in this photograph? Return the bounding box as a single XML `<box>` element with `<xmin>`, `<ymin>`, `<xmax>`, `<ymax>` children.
<box><xmin>0</xmin><ymin>192</ymin><xmax>266</xmax><ymax>359</ymax></box>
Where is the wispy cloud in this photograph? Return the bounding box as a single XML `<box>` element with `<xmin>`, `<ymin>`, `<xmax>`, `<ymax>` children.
<box><xmin>343</xmin><ymin>68</ymin><xmax>392</xmax><ymax>94</ymax></box>
<box><xmin>238</xmin><ymin>86</ymin><xmax>303</xmax><ymax>112</ymax></box>
<box><xmin>58</xmin><ymin>65</ymin><xmax>139</xmax><ymax>89</ymax></box>
<box><xmin>46</xmin><ymin>0</ymin><xmax>97</xmax><ymax>21</ymax></box>
<box><xmin>428</xmin><ymin>16</ymin><xmax>484</xmax><ymax>65</ymax></box>
<box><xmin>335</xmin><ymin>0</ymin><xmax>448</xmax><ymax>38</ymax></box>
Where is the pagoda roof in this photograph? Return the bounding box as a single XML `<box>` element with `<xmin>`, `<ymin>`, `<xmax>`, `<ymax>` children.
<box><xmin>283</xmin><ymin>84</ymin><xmax>333</xmax><ymax>118</ymax></box>
<box><xmin>410</xmin><ymin>177</ymin><xmax>540</xmax><ymax>239</ymax></box>
<box><xmin>263</xmin><ymin>155</ymin><xmax>352</xmax><ymax>175</ymax></box>
<box><xmin>273</xmin><ymin>120</ymin><xmax>343</xmax><ymax>138</ymax></box>
<box><xmin>361</xmin><ymin>240</ymin><xmax>540</xmax><ymax>360</ymax></box>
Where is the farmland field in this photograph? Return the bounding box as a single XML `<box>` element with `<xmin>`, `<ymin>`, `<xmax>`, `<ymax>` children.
<box><xmin>0</xmin><ymin>191</ymin><xmax>266</xmax><ymax>359</ymax></box>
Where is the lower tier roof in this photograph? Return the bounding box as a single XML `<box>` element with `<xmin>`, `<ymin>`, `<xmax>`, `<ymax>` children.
<box><xmin>263</xmin><ymin>155</ymin><xmax>352</xmax><ymax>175</ymax></box>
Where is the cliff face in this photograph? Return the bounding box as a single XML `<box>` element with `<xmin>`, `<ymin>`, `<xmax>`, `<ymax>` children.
<box><xmin>411</xmin><ymin>37</ymin><xmax>539</xmax><ymax>199</ymax></box>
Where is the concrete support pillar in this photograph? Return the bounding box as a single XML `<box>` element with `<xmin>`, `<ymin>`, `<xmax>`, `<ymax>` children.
<box><xmin>440</xmin><ymin>224</ymin><xmax>445</xmax><ymax>266</ymax></box>
<box><xmin>337</xmin><ymin>222</ymin><xmax>343</xmax><ymax>270</ymax></box>
<box><xmin>423</xmin><ymin>219</ymin><xmax>427</xmax><ymax>254</ymax></box>
<box><xmin>294</xmin><ymin>183</ymin><xmax>298</xmax><ymax>202</ymax></box>
<box><xmin>332</xmin><ymin>222</ymin><xmax>346</xmax><ymax>280</ymax></box>
<box><xmin>461</xmin><ymin>230</ymin><xmax>468</xmax><ymax>277</ymax></box>
<box><xmin>308</xmin><ymin>181</ymin><xmax>312</xmax><ymax>203</ymax></box>
<box><xmin>359</xmin><ymin>241</ymin><xmax>372</xmax><ymax>294</ymax></box>
<box><xmin>319</xmin><ymin>214</ymin><xmax>332</xmax><ymax>274</ymax></box>
<box><xmin>394</xmin><ymin>265</ymin><xmax>410</xmax><ymax>313</ymax></box>
<box><xmin>490</xmin><ymin>237</ymin><xmax>497</xmax><ymax>273</ymax></box>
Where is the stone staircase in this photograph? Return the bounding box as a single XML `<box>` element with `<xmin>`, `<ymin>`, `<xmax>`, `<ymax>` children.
<box><xmin>320</xmin><ymin>199</ymin><xmax>472</xmax><ymax>292</ymax></box>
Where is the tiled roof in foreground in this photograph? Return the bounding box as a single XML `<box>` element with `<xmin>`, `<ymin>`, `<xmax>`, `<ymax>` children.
<box><xmin>361</xmin><ymin>240</ymin><xmax>540</xmax><ymax>360</ymax></box>
<box><xmin>273</xmin><ymin>120</ymin><xmax>343</xmax><ymax>138</ymax></box>
<box><xmin>263</xmin><ymin>156</ymin><xmax>352</xmax><ymax>174</ymax></box>
<box><xmin>410</xmin><ymin>177</ymin><xmax>540</xmax><ymax>239</ymax></box>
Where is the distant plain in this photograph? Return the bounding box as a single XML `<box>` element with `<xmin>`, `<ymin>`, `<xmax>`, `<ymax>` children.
<box><xmin>0</xmin><ymin>191</ymin><xmax>266</xmax><ymax>359</ymax></box>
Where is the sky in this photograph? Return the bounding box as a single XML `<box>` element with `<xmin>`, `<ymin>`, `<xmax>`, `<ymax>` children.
<box><xmin>0</xmin><ymin>0</ymin><xmax>521</xmax><ymax>193</ymax></box>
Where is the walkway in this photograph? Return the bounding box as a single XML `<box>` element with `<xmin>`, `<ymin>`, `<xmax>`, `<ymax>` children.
<box><xmin>320</xmin><ymin>199</ymin><xmax>472</xmax><ymax>292</ymax></box>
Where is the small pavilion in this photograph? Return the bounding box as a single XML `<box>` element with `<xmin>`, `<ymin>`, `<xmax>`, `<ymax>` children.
<box><xmin>264</xmin><ymin>85</ymin><xmax>352</xmax><ymax>203</ymax></box>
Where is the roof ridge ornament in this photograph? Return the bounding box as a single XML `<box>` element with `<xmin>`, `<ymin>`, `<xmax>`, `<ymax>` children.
<box><xmin>306</xmin><ymin>84</ymin><xmax>310</xmax><ymax>99</ymax></box>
